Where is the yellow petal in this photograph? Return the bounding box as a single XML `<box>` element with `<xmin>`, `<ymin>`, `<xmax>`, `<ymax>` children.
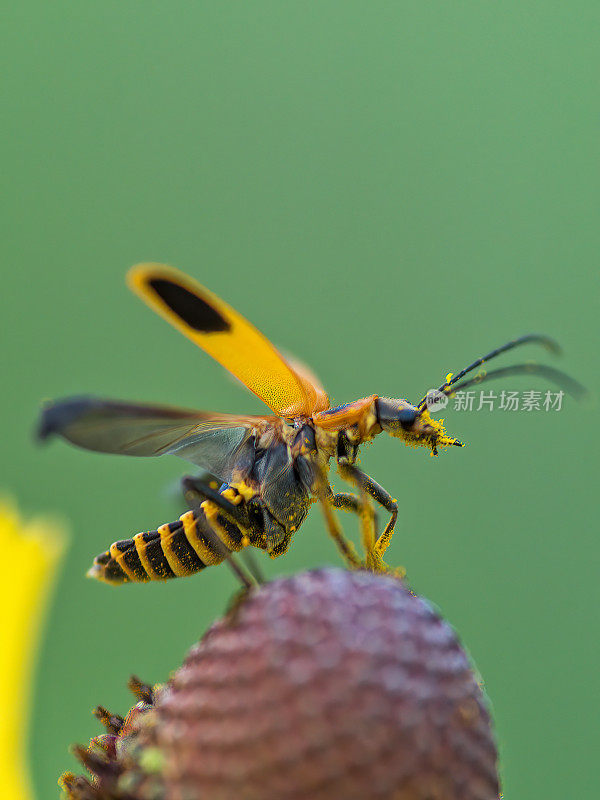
<box><xmin>0</xmin><ymin>501</ymin><xmax>66</xmax><ymax>800</ymax></box>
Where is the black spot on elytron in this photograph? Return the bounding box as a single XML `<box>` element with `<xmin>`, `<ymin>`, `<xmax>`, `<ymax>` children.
<box><xmin>148</xmin><ymin>278</ymin><xmax>230</xmax><ymax>333</ymax></box>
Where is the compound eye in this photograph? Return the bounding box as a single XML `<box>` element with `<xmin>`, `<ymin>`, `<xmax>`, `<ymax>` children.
<box><xmin>376</xmin><ymin>397</ymin><xmax>418</xmax><ymax>432</ymax></box>
<box><xmin>397</xmin><ymin>407</ymin><xmax>418</xmax><ymax>427</ymax></box>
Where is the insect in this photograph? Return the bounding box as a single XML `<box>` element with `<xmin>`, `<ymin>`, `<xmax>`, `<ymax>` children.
<box><xmin>38</xmin><ymin>263</ymin><xmax>583</xmax><ymax>584</ymax></box>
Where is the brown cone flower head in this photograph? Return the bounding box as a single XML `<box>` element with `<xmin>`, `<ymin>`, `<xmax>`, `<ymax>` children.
<box><xmin>158</xmin><ymin>568</ymin><xmax>499</xmax><ymax>800</ymax></box>
<box><xmin>62</xmin><ymin>568</ymin><xmax>500</xmax><ymax>800</ymax></box>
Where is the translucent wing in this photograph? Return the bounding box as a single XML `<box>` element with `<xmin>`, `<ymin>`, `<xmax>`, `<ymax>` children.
<box><xmin>38</xmin><ymin>397</ymin><xmax>268</xmax><ymax>483</ymax></box>
<box><xmin>128</xmin><ymin>263</ymin><xmax>328</xmax><ymax>417</ymax></box>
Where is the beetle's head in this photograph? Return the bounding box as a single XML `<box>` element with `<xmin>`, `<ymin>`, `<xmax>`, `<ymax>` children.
<box><xmin>375</xmin><ymin>397</ymin><xmax>463</xmax><ymax>456</ymax></box>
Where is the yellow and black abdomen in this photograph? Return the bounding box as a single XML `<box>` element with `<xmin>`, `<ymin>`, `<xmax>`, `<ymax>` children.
<box><xmin>88</xmin><ymin>505</ymin><xmax>245</xmax><ymax>585</ymax></box>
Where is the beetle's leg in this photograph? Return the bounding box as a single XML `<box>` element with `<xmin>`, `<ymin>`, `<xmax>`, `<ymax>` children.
<box><xmin>318</xmin><ymin>495</ymin><xmax>362</xmax><ymax>569</ymax></box>
<box><xmin>336</xmin><ymin>466</ymin><xmax>378</xmax><ymax>568</ymax></box>
<box><xmin>181</xmin><ymin>476</ymin><xmax>247</xmax><ymax>523</ymax></box>
<box><xmin>331</xmin><ymin>492</ymin><xmax>380</xmax><ymax>536</ymax></box>
<box><xmin>240</xmin><ymin>548</ymin><xmax>265</xmax><ymax>584</ymax></box>
<box><xmin>331</xmin><ymin>490</ymin><xmax>379</xmax><ymax>568</ymax></box>
<box><xmin>337</xmin><ymin>465</ymin><xmax>398</xmax><ymax>560</ymax></box>
<box><xmin>312</xmin><ymin>470</ymin><xmax>362</xmax><ymax>569</ymax></box>
<box><xmin>180</xmin><ymin>475</ymin><xmax>257</xmax><ymax>588</ymax></box>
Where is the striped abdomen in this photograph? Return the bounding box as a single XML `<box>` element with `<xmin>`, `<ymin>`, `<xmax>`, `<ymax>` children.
<box><xmin>88</xmin><ymin>504</ymin><xmax>246</xmax><ymax>585</ymax></box>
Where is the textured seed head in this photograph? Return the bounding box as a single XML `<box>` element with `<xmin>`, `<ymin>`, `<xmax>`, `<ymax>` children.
<box><xmin>157</xmin><ymin>568</ymin><xmax>500</xmax><ymax>800</ymax></box>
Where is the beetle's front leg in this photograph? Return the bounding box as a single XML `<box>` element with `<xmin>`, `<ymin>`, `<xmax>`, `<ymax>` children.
<box><xmin>337</xmin><ymin>464</ymin><xmax>398</xmax><ymax>559</ymax></box>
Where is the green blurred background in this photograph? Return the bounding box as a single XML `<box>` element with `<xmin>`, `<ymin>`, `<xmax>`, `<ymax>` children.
<box><xmin>3</xmin><ymin>2</ymin><xmax>598</xmax><ymax>797</ymax></box>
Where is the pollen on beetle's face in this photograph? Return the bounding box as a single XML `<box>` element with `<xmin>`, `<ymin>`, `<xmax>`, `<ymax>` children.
<box><xmin>392</xmin><ymin>409</ymin><xmax>461</xmax><ymax>452</ymax></box>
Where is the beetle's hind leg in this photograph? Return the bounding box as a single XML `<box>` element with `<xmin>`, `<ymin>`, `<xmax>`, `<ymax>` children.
<box><xmin>182</xmin><ymin>476</ymin><xmax>246</xmax><ymax>521</ymax></box>
<box><xmin>181</xmin><ymin>475</ymin><xmax>260</xmax><ymax>588</ymax></box>
<box><xmin>239</xmin><ymin>548</ymin><xmax>265</xmax><ymax>585</ymax></box>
